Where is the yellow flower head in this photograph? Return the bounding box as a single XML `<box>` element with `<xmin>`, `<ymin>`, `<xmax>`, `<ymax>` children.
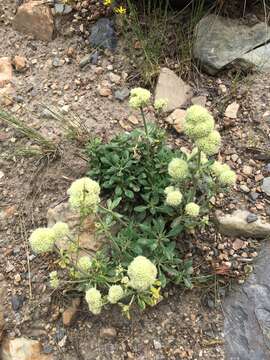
<box><xmin>85</xmin><ymin>288</ymin><xmax>102</xmax><ymax>315</ymax></box>
<box><xmin>107</xmin><ymin>285</ymin><xmax>124</xmax><ymax>304</ymax></box>
<box><xmin>211</xmin><ymin>161</ymin><xmax>230</xmax><ymax>177</ymax></box>
<box><xmin>168</xmin><ymin>158</ymin><xmax>189</xmax><ymax>180</ymax></box>
<box><xmin>127</xmin><ymin>256</ymin><xmax>157</xmax><ymax>292</ymax></box>
<box><xmin>166</xmin><ymin>190</ymin><xmax>183</xmax><ymax>207</ymax></box>
<box><xmin>154</xmin><ymin>98</ymin><xmax>168</xmax><ymax>111</ymax></box>
<box><xmin>185</xmin><ymin>202</ymin><xmax>200</xmax><ymax>217</ymax></box>
<box><xmin>49</xmin><ymin>271</ymin><xmax>59</xmax><ymax>289</ymax></box>
<box><xmin>29</xmin><ymin>227</ymin><xmax>56</xmax><ymax>254</ymax></box>
<box><xmin>114</xmin><ymin>5</ymin><xmax>126</xmax><ymax>14</ymax></box>
<box><xmin>103</xmin><ymin>0</ymin><xmax>112</xmax><ymax>6</ymax></box>
<box><xmin>77</xmin><ymin>256</ymin><xmax>92</xmax><ymax>272</ymax></box>
<box><xmin>129</xmin><ymin>87</ymin><xmax>151</xmax><ymax>109</ymax></box>
<box><xmin>67</xmin><ymin>177</ymin><xmax>100</xmax><ymax>214</ymax></box>
<box><xmin>51</xmin><ymin>222</ymin><xmax>70</xmax><ymax>240</ymax></box>
<box><xmin>195</xmin><ymin>130</ymin><xmax>221</xmax><ymax>156</ymax></box>
<box><xmin>219</xmin><ymin>170</ymin><xmax>237</xmax><ymax>187</ymax></box>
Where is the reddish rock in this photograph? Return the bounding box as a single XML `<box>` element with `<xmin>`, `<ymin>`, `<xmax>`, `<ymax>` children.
<box><xmin>13</xmin><ymin>1</ymin><xmax>54</xmax><ymax>42</ymax></box>
<box><xmin>0</xmin><ymin>84</ymin><xmax>15</xmax><ymax>106</ymax></box>
<box><xmin>13</xmin><ymin>56</ymin><xmax>27</xmax><ymax>72</ymax></box>
<box><xmin>1</xmin><ymin>337</ymin><xmax>53</xmax><ymax>360</ymax></box>
<box><xmin>0</xmin><ymin>57</ymin><xmax>13</xmax><ymax>88</ymax></box>
<box><xmin>62</xmin><ymin>298</ymin><xmax>80</xmax><ymax>327</ymax></box>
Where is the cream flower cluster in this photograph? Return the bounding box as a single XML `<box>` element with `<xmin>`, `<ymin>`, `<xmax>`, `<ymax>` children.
<box><xmin>29</xmin><ymin>222</ymin><xmax>70</xmax><ymax>254</ymax></box>
<box><xmin>49</xmin><ymin>271</ymin><xmax>59</xmax><ymax>289</ymax></box>
<box><xmin>77</xmin><ymin>256</ymin><xmax>92</xmax><ymax>272</ymax></box>
<box><xmin>165</xmin><ymin>186</ymin><xmax>183</xmax><ymax>207</ymax></box>
<box><xmin>85</xmin><ymin>288</ymin><xmax>102</xmax><ymax>315</ymax></box>
<box><xmin>211</xmin><ymin>161</ymin><xmax>236</xmax><ymax>186</ymax></box>
<box><xmin>185</xmin><ymin>202</ymin><xmax>200</xmax><ymax>217</ymax></box>
<box><xmin>67</xmin><ymin>177</ymin><xmax>100</xmax><ymax>214</ymax></box>
<box><xmin>184</xmin><ymin>105</ymin><xmax>221</xmax><ymax>155</ymax></box>
<box><xmin>107</xmin><ymin>285</ymin><xmax>124</xmax><ymax>304</ymax></box>
<box><xmin>127</xmin><ymin>256</ymin><xmax>157</xmax><ymax>291</ymax></box>
<box><xmin>129</xmin><ymin>87</ymin><xmax>151</xmax><ymax>109</ymax></box>
<box><xmin>154</xmin><ymin>98</ymin><xmax>168</xmax><ymax>111</ymax></box>
<box><xmin>168</xmin><ymin>158</ymin><xmax>189</xmax><ymax>180</ymax></box>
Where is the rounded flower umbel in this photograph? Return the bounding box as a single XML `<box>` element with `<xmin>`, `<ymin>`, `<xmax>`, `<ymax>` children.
<box><xmin>85</xmin><ymin>288</ymin><xmax>103</xmax><ymax>315</ymax></box>
<box><xmin>49</xmin><ymin>271</ymin><xmax>59</xmax><ymax>289</ymax></box>
<box><xmin>185</xmin><ymin>202</ymin><xmax>200</xmax><ymax>217</ymax></box>
<box><xmin>51</xmin><ymin>222</ymin><xmax>70</xmax><ymax>240</ymax></box>
<box><xmin>168</xmin><ymin>158</ymin><xmax>189</xmax><ymax>180</ymax></box>
<box><xmin>29</xmin><ymin>227</ymin><xmax>56</xmax><ymax>254</ymax></box>
<box><xmin>107</xmin><ymin>285</ymin><xmax>124</xmax><ymax>304</ymax></box>
<box><xmin>154</xmin><ymin>98</ymin><xmax>168</xmax><ymax>111</ymax></box>
<box><xmin>128</xmin><ymin>256</ymin><xmax>157</xmax><ymax>292</ymax></box>
<box><xmin>166</xmin><ymin>189</ymin><xmax>182</xmax><ymax>207</ymax></box>
<box><xmin>77</xmin><ymin>256</ymin><xmax>92</xmax><ymax>273</ymax></box>
<box><xmin>195</xmin><ymin>130</ymin><xmax>221</xmax><ymax>156</ymax></box>
<box><xmin>219</xmin><ymin>170</ymin><xmax>237</xmax><ymax>186</ymax></box>
<box><xmin>184</xmin><ymin>105</ymin><xmax>214</xmax><ymax>140</ymax></box>
<box><xmin>67</xmin><ymin>177</ymin><xmax>100</xmax><ymax>214</ymax></box>
<box><xmin>129</xmin><ymin>88</ymin><xmax>151</xmax><ymax>109</ymax></box>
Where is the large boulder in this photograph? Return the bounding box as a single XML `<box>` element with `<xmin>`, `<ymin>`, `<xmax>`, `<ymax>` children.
<box><xmin>13</xmin><ymin>1</ymin><xmax>55</xmax><ymax>42</ymax></box>
<box><xmin>224</xmin><ymin>240</ymin><xmax>270</xmax><ymax>359</ymax></box>
<box><xmin>193</xmin><ymin>15</ymin><xmax>270</xmax><ymax>75</ymax></box>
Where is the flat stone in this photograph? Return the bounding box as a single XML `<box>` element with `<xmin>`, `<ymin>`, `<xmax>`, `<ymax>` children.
<box><xmin>191</xmin><ymin>95</ymin><xmax>207</xmax><ymax>107</ymax></box>
<box><xmin>243</xmin><ymin>165</ymin><xmax>253</xmax><ymax>176</ymax></box>
<box><xmin>62</xmin><ymin>298</ymin><xmax>80</xmax><ymax>327</ymax></box>
<box><xmin>0</xmin><ymin>57</ymin><xmax>13</xmax><ymax>88</ymax></box>
<box><xmin>47</xmin><ymin>202</ymin><xmax>105</xmax><ymax>252</ymax></box>
<box><xmin>114</xmin><ymin>87</ymin><xmax>130</xmax><ymax>101</ymax></box>
<box><xmin>240</xmin><ymin>43</ymin><xmax>270</xmax><ymax>71</ymax></box>
<box><xmin>224</xmin><ymin>102</ymin><xmax>239</xmax><ymax>119</ymax></box>
<box><xmin>261</xmin><ymin>177</ymin><xmax>270</xmax><ymax>196</ymax></box>
<box><xmin>109</xmin><ymin>72</ymin><xmax>121</xmax><ymax>84</ymax></box>
<box><xmin>155</xmin><ymin>68</ymin><xmax>192</xmax><ymax>112</ymax></box>
<box><xmin>54</xmin><ymin>3</ymin><xmax>72</xmax><ymax>15</ymax></box>
<box><xmin>193</xmin><ymin>14</ymin><xmax>270</xmax><ymax>75</ymax></box>
<box><xmin>224</xmin><ymin>241</ymin><xmax>270</xmax><ymax>360</ymax></box>
<box><xmin>89</xmin><ymin>18</ymin><xmax>117</xmax><ymax>50</ymax></box>
<box><xmin>216</xmin><ymin>209</ymin><xmax>270</xmax><ymax>239</ymax></box>
<box><xmin>100</xmin><ymin>327</ymin><xmax>117</xmax><ymax>338</ymax></box>
<box><xmin>0</xmin><ymin>84</ymin><xmax>15</xmax><ymax>106</ymax></box>
<box><xmin>246</xmin><ymin>213</ymin><xmax>258</xmax><ymax>223</ymax></box>
<box><xmin>232</xmin><ymin>239</ymin><xmax>246</xmax><ymax>251</ymax></box>
<box><xmin>165</xmin><ymin>109</ymin><xmax>186</xmax><ymax>133</ymax></box>
<box><xmin>2</xmin><ymin>337</ymin><xmax>53</xmax><ymax>360</ymax></box>
<box><xmin>13</xmin><ymin>1</ymin><xmax>55</xmax><ymax>42</ymax></box>
<box><xmin>99</xmin><ymin>87</ymin><xmax>112</xmax><ymax>97</ymax></box>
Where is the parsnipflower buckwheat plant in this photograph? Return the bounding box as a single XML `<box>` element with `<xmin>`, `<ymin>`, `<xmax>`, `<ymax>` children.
<box><xmin>29</xmin><ymin>87</ymin><xmax>237</xmax><ymax>319</ymax></box>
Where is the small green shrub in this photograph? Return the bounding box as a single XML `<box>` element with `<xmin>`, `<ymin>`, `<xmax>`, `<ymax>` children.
<box><xmin>29</xmin><ymin>88</ymin><xmax>236</xmax><ymax>318</ymax></box>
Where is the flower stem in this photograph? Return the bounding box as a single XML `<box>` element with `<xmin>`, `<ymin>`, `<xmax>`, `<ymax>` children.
<box><xmin>140</xmin><ymin>107</ymin><xmax>149</xmax><ymax>138</ymax></box>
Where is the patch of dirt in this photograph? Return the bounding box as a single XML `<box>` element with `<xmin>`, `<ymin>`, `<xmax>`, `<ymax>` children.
<box><xmin>1</xmin><ymin>1</ymin><xmax>270</xmax><ymax>359</ymax></box>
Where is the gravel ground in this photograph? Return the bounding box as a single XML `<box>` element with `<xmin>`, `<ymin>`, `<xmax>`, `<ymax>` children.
<box><xmin>1</xmin><ymin>1</ymin><xmax>270</xmax><ymax>359</ymax></box>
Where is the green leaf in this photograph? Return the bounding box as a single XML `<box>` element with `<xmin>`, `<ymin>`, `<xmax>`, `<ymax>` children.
<box><xmin>112</xmin><ymin>197</ymin><xmax>122</xmax><ymax>209</ymax></box>
<box><xmin>167</xmin><ymin>224</ymin><xmax>183</xmax><ymax>237</ymax></box>
<box><xmin>134</xmin><ymin>205</ymin><xmax>148</xmax><ymax>213</ymax></box>
<box><xmin>183</xmin><ymin>277</ymin><xmax>193</xmax><ymax>289</ymax></box>
<box><xmin>115</xmin><ymin>186</ymin><xmax>122</xmax><ymax>196</ymax></box>
<box><xmin>125</xmin><ymin>190</ymin><xmax>134</xmax><ymax>199</ymax></box>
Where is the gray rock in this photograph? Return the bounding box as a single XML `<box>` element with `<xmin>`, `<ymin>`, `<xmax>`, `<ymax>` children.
<box><xmin>216</xmin><ymin>209</ymin><xmax>270</xmax><ymax>239</ymax></box>
<box><xmin>224</xmin><ymin>241</ymin><xmax>270</xmax><ymax>360</ymax></box>
<box><xmin>54</xmin><ymin>3</ymin><xmax>72</xmax><ymax>15</ymax></box>
<box><xmin>153</xmin><ymin>340</ymin><xmax>162</xmax><ymax>350</ymax></box>
<box><xmin>114</xmin><ymin>87</ymin><xmax>130</xmax><ymax>101</ymax></box>
<box><xmin>11</xmin><ymin>294</ymin><xmax>24</xmax><ymax>311</ymax></box>
<box><xmin>265</xmin><ymin>163</ymin><xmax>270</xmax><ymax>173</ymax></box>
<box><xmin>262</xmin><ymin>177</ymin><xmax>270</xmax><ymax>196</ymax></box>
<box><xmin>241</xmin><ymin>43</ymin><xmax>270</xmax><ymax>72</ymax></box>
<box><xmin>193</xmin><ymin>15</ymin><xmax>270</xmax><ymax>75</ymax></box>
<box><xmin>246</xmin><ymin>213</ymin><xmax>258</xmax><ymax>223</ymax></box>
<box><xmin>79</xmin><ymin>54</ymin><xmax>91</xmax><ymax>68</ymax></box>
<box><xmin>249</xmin><ymin>192</ymin><xmax>259</xmax><ymax>201</ymax></box>
<box><xmin>155</xmin><ymin>67</ymin><xmax>192</xmax><ymax>112</ymax></box>
<box><xmin>89</xmin><ymin>18</ymin><xmax>117</xmax><ymax>50</ymax></box>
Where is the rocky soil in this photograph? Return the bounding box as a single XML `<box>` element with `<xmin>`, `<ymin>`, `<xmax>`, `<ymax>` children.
<box><xmin>1</xmin><ymin>0</ymin><xmax>270</xmax><ymax>359</ymax></box>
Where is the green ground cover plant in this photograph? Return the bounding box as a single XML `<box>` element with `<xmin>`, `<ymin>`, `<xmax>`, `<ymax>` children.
<box><xmin>29</xmin><ymin>88</ymin><xmax>236</xmax><ymax>318</ymax></box>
